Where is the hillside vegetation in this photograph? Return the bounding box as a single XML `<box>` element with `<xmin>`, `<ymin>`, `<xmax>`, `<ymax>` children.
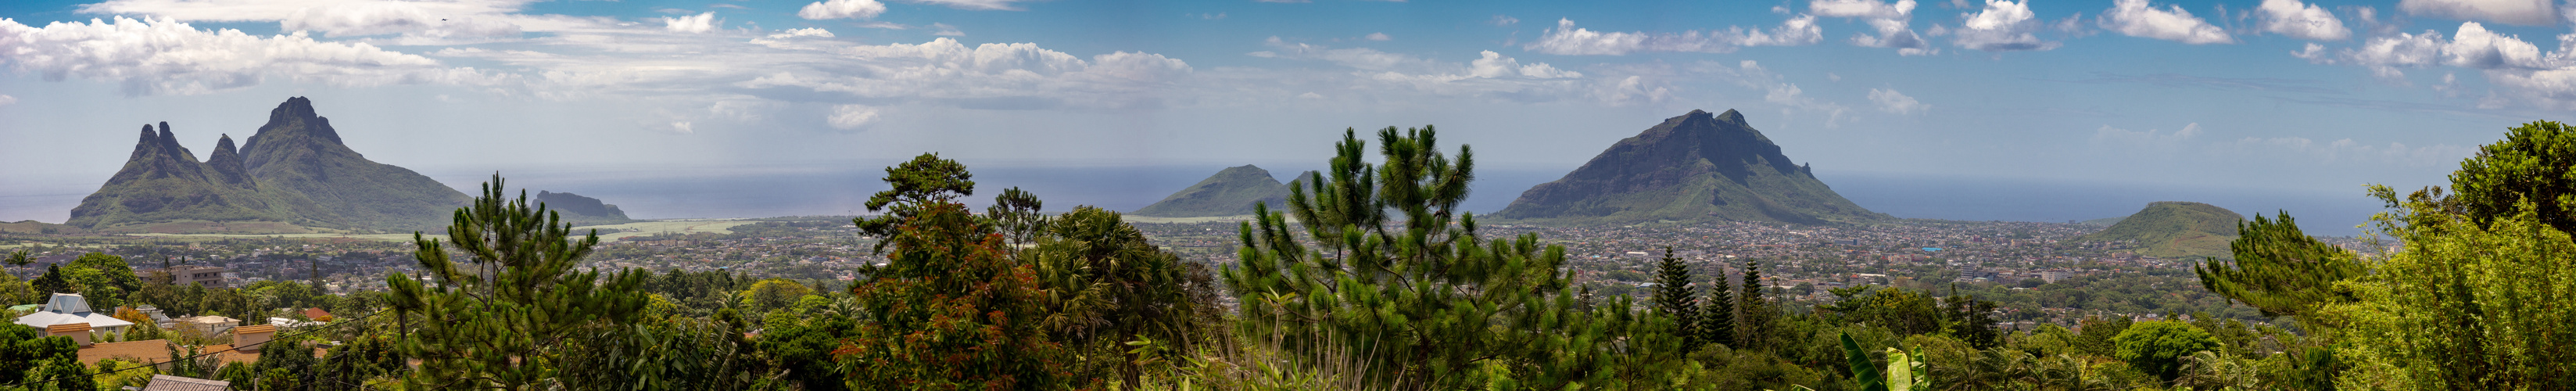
<box><xmin>2078</xmin><ymin>201</ymin><xmax>2242</xmax><ymax>258</ymax></box>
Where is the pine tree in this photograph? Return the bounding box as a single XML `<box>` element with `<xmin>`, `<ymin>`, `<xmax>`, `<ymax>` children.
<box><xmin>1737</xmin><ymin>259</ymin><xmax>1768</xmax><ymax>350</ymax></box>
<box><xmin>1649</xmin><ymin>246</ymin><xmax>1700</xmax><ymax>352</ymax></box>
<box><xmin>2198</xmin><ymin>212</ymin><xmax>2361</xmax><ymax>325</ymax></box>
<box><xmin>1224</xmin><ymin>127</ymin><xmax>1625</xmax><ymax>389</ymax></box>
<box><xmin>386</xmin><ymin>174</ymin><xmax>651</xmax><ymax>390</ymax></box>
<box><xmin>1703</xmin><ymin>266</ymin><xmax>1734</xmax><ymax>349</ymax></box>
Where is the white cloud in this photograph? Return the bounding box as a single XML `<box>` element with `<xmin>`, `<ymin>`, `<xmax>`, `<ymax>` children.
<box><xmin>1950</xmin><ymin>0</ymin><xmax>2060</xmax><ymax>52</ymax></box>
<box><xmin>903</xmin><ymin>0</ymin><xmax>1030</xmax><ymax>11</ymax></box>
<box><xmin>731</xmin><ymin>38</ymin><xmax>1194</xmax><ymax>109</ymax></box>
<box><xmin>1468</xmin><ymin>51</ymin><xmax>1580</xmax><ymax>79</ymax></box>
<box><xmin>1868</xmin><ymin>88</ymin><xmax>1928</xmax><ymax>114</ymax></box>
<box><xmin>1365</xmin><ymin>32</ymin><xmax>1391</xmax><ymax>41</ymax></box>
<box><xmin>1813</xmin><ymin>0</ymin><xmax>1936</xmax><ymax>55</ymax></box>
<box><xmin>2399</xmin><ymin>0</ymin><xmax>2560</xmax><ymax>26</ymax></box>
<box><xmin>767</xmin><ymin>28</ymin><xmax>835</xmax><ymax>39</ymax></box>
<box><xmin>930</xmin><ymin>23</ymin><xmax>963</xmax><ymax>36</ymax></box>
<box><xmin>2258</xmin><ymin>0</ymin><xmax>2351</xmax><ymax>41</ymax></box>
<box><xmin>1524</xmin><ymin>16</ymin><xmax>1821</xmax><ymax>56</ymax></box>
<box><xmin>1811</xmin><ymin>0</ymin><xmax>1914</xmax><ymax>19</ymax></box>
<box><xmin>2442</xmin><ymin>22</ymin><xmax>2551</xmax><ymax>69</ymax></box>
<box><xmin>0</xmin><ymin>95</ymin><xmax>15</xmax><ymax>106</ymax></box>
<box><xmin>1490</xmin><ymin>15</ymin><xmax>1519</xmax><ymax>27</ymax></box>
<box><xmin>280</xmin><ymin>5</ymin><xmax>522</xmax><ymax>39</ymax></box>
<box><xmin>664</xmin><ymin>12</ymin><xmax>718</xmax><ymax>34</ymax></box>
<box><xmin>79</xmin><ymin>0</ymin><xmax>532</xmax><ymax>45</ymax></box>
<box><xmin>670</xmin><ymin>120</ymin><xmax>694</xmax><ymax>134</ymax></box>
<box><xmin>799</xmin><ymin>0</ymin><xmax>887</xmax><ymax>20</ymax></box>
<box><xmin>829</xmin><ymin>104</ymin><xmax>880</xmax><ymax>129</ymax></box>
<box><xmin>0</xmin><ymin>16</ymin><xmax>500</xmax><ymax>96</ymax></box>
<box><xmin>2099</xmin><ymin>0</ymin><xmax>2232</xmax><ymax>45</ymax></box>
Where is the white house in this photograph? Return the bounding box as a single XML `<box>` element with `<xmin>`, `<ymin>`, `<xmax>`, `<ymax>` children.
<box><xmin>12</xmin><ymin>293</ymin><xmax>134</xmax><ymax>335</ymax></box>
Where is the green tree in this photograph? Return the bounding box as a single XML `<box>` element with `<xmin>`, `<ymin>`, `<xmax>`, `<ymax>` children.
<box><xmin>27</xmin><ymin>265</ymin><xmax>70</xmax><ymax>296</ymax></box>
<box><xmin>2111</xmin><ymin>320</ymin><xmax>2221</xmax><ymax>382</ymax></box>
<box><xmin>736</xmin><ymin>278</ymin><xmax>815</xmax><ymax>314</ymax></box>
<box><xmin>0</xmin><ymin>268</ymin><xmax>33</xmax><ymax>306</ymax></box>
<box><xmin>1224</xmin><ymin>127</ymin><xmax>1624</xmax><ymax>389</ymax></box>
<box><xmin>2320</xmin><ymin>185</ymin><xmax>2576</xmax><ymax>389</ymax></box>
<box><xmin>1940</xmin><ymin>286</ymin><xmax>2002</xmax><ymax>350</ymax></box>
<box><xmin>63</xmin><ymin>253</ymin><xmax>140</xmax><ymax>309</ymax></box>
<box><xmin>2448</xmin><ymin>120</ymin><xmax>2576</xmax><ymax>235</ymax></box>
<box><xmin>758</xmin><ymin>311</ymin><xmax>857</xmax><ymax>391</ymax></box>
<box><xmin>1739</xmin><ymin>259</ymin><xmax>1773</xmax><ymax>350</ymax></box>
<box><xmin>1705</xmin><ymin>270</ymin><xmax>1736</xmax><ymax>348</ymax></box>
<box><xmin>1024</xmin><ymin>206</ymin><xmax>1218</xmax><ymax>390</ymax></box>
<box><xmin>834</xmin><ymin>153</ymin><xmax>1077</xmax><ymax>389</ymax></box>
<box><xmin>386</xmin><ymin>174</ymin><xmax>651</xmax><ymax>389</ymax></box>
<box><xmin>1</xmin><ymin>325</ymin><xmax>77</xmax><ymax>382</ymax></box>
<box><xmin>560</xmin><ymin>317</ymin><xmax>769</xmax><ymax>390</ymax></box>
<box><xmin>2198</xmin><ymin>212</ymin><xmax>2362</xmax><ymax>324</ymax></box>
<box><xmin>1649</xmin><ymin>247</ymin><xmax>1700</xmax><ymax>352</ymax></box>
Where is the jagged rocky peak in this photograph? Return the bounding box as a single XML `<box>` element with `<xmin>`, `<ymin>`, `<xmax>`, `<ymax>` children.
<box><xmin>253</xmin><ymin>96</ymin><xmax>342</xmax><ymax>146</ymax></box>
<box><xmin>206</xmin><ymin>134</ymin><xmax>253</xmax><ymax>185</ymax></box>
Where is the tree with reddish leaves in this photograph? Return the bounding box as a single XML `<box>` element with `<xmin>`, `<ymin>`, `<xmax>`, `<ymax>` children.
<box><xmin>833</xmin><ymin>153</ymin><xmax>1086</xmax><ymax>390</ymax></box>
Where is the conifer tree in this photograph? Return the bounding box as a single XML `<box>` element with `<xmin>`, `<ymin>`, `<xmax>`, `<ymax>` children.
<box><xmin>387</xmin><ymin>174</ymin><xmax>651</xmax><ymax>390</ymax></box>
<box><xmin>2198</xmin><ymin>212</ymin><xmax>2361</xmax><ymax>324</ymax></box>
<box><xmin>1649</xmin><ymin>246</ymin><xmax>1700</xmax><ymax>352</ymax></box>
<box><xmin>1704</xmin><ymin>267</ymin><xmax>1734</xmax><ymax>349</ymax></box>
<box><xmin>1224</xmin><ymin>127</ymin><xmax>1625</xmax><ymax>389</ymax></box>
<box><xmin>1736</xmin><ymin>259</ymin><xmax>1769</xmax><ymax>350</ymax></box>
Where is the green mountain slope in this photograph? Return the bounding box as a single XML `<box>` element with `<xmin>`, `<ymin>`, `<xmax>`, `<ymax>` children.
<box><xmin>1494</xmin><ymin>109</ymin><xmax>1888</xmax><ymax>225</ymax></box>
<box><xmin>1131</xmin><ymin>165</ymin><xmax>1309</xmax><ymax>217</ymax></box>
<box><xmin>2076</xmin><ymin>201</ymin><xmax>2244</xmax><ymax>258</ymax></box>
<box><xmin>237</xmin><ymin>97</ymin><xmax>471</xmax><ymax>231</ymax></box>
<box><xmin>67</xmin><ymin>124</ymin><xmax>303</xmax><ymax>231</ymax></box>
<box><xmin>68</xmin><ymin>97</ymin><xmax>515</xmax><ymax>233</ymax></box>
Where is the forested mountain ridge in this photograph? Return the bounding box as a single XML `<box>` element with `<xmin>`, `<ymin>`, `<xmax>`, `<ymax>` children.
<box><xmin>1496</xmin><ymin>109</ymin><xmax>1888</xmax><ymax>224</ymax></box>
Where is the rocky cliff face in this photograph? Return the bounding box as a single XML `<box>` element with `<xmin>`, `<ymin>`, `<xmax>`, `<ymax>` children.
<box><xmin>68</xmin><ymin>123</ymin><xmax>287</xmax><ymax>229</ymax></box>
<box><xmin>235</xmin><ymin>97</ymin><xmax>470</xmax><ymax>231</ymax></box>
<box><xmin>70</xmin><ymin>97</ymin><xmax>479</xmax><ymax>232</ymax></box>
<box><xmin>1131</xmin><ymin>165</ymin><xmax>1306</xmax><ymax>217</ymax></box>
<box><xmin>1494</xmin><ymin>109</ymin><xmax>1887</xmax><ymax>224</ymax></box>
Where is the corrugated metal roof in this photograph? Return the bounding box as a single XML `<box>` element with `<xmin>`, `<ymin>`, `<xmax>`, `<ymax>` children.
<box><xmin>142</xmin><ymin>375</ymin><xmax>230</xmax><ymax>391</ymax></box>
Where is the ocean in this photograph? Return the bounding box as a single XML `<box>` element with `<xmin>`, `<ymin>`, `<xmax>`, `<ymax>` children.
<box><xmin>0</xmin><ymin>165</ymin><xmax>2391</xmax><ymax>236</ymax></box>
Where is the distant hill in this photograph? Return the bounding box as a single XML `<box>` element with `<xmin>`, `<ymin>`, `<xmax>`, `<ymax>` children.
<box><xmin>1494</xmin><ymin>109</ymin><xmax>1889</xmax><ymax>225</ymax></box>
<box><xmin>537</xmin><ymin>191</ymin><xmax>633</xmax><ymax>223</ymax></box>
<box><xmin>0</xmin><ymin>221</ymin><xmax>88</xmax><ymax>235</ymax></box>
<box><xmin>2076</xmin><ymin>201</ymin><xmax>2243</xmax><ymax>259</ymax></box>
<box><xmin>66</xmin><ymin>97</ymin><xmax>555</xmax><ymax>234</ymax></box>
<box><xmin>1131</xmin><ymin>165</ymin><xmax>1312</xmax><ymax>217</ymax></box>
<box><xmin>2079</xmin><ymin>216</ymin><xmax>2126</xmax><ymax>227</ymax></box>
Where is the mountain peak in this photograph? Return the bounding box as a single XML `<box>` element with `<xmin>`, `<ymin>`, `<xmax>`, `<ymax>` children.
<box><xmin>1495</xmin><ymin>110</ymin><xmax>1886</xmax><ymax>224</ymax></box>
<box><xmin>1715</xmin><ymin>109</ymin><xmax>1744</xmax><ymax>124</ymax></box>
<box><xmin>1133</xmin><ymin>164</ymin><xmax>1295</xmax><ymax>217</ymax></box>
<box><xmin>256</xmin><ymin>96</ymin><xmax>342</xmax><ymax>145</ymax></box>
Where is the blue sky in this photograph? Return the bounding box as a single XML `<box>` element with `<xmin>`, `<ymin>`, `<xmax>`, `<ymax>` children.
<box><xmin>2</xmin><ymin>0</ymin><xmax>2570</xmax><ymax>223</ymax></box>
